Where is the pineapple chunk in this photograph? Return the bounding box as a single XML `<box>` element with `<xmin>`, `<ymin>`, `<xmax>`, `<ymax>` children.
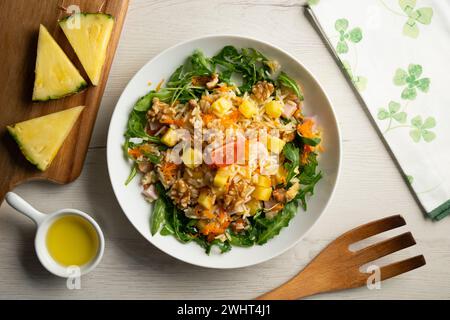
<box><xmin>182</xmin><ymin>148</ymin><xmax>202</xmax><ymax>169</ymax></box>
<box><xmin>198</xmin><ymin>189</ymin><xmax>215</xmax><ymax>210</ymax></box>
<box><xmin>267</xmin><ymin>135</ymin><xmax>286</xmax><ymax>154</ymax></box>
<box><xmin>264</xmin><ymin>101</ymin><xmax>283</xmax><ymax>118</ymax></box>
<box><xmin>213</xmin><ymin>167</ymin><xmax>232</xmax><ymax>189</ymax></box>
<box><xmin>59</xmin><ymin>13</ymin><xmax>115</xmax><ymax>86</ymax></box>
<box><xmin>238</xmin><ymin>98</ymin><xmax>257</xmax><ymax>118</ymax></box>
<box><xmin>257</xmin><ymin>175</ymin><xmax>272</xmax><ymax>188</ymax></box>
<box><xmin>211</xmin><ymin>97</ymin><xmax>232</xmax><ymax>118</ymax></box>
<box><xmin>275</xmin><ymin>166</ymin><xmax>287</xmax><ymax>184</ymax></box>
<box><xmin>252</xmin><ymin>186</ymin><xmax>272</xmax><ymax>201</ymax></box>
<box><xmin>247</xmin><ymin>199</ymin><xmax>262</xmax><ymax>215</ymax></box>
<box><xmin>161</xmin><ymin>128</ymin><xmax>179</xmax><ymax>147</ymax></box>
<box><xmin>33</xmin><ymin>25</ymin><xmax>87</xmax><ymax>101</ymax></box>
<box><xmin>7</xmin><ymin>106</ymin><xmax>85</xmax><ymax>171</ymax></box>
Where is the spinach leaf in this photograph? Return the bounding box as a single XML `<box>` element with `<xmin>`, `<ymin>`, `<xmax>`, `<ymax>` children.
<box><xmin>150</xmin><ymin>198</ymin><xmax>166</xmax><ymax>235</ymax></box>
<box><xmin>277</xmin><ymin>71</ymin><xmax>304</xmax><ymax>100</ymax></box>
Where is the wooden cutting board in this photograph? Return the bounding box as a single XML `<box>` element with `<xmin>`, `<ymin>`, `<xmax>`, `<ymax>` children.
<box><xmin>0</xmin><ymin>0</ymin><xmax>129</xmax><ymax>203</ymax></box>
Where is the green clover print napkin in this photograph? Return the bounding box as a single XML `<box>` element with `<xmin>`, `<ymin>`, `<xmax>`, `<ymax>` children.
<box><xmin>307</xmin><ymin>0</ymin><xmax>450</xmax><ymax>220</ymax></box>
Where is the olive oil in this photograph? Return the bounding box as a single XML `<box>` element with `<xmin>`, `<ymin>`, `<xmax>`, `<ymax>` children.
<box><xmin>46</xmin><ymin>215</ymin><xmax>99</xmax><ymax>267</ymax></box>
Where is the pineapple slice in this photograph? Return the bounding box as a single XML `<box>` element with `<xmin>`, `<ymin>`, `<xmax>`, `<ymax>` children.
<box><xmin>7</xmin><ymin>106</ymin><xmax>85</xmax><ymax>171</ymax></box>
<box><xmin>32</xmin><ymin>25</ymin><xmax>87</xmax><ymax>101</ymax></box>
<box><xmin>59</xmin><ymin>13</ymin><xmax>115</xmax><ymax>86</ymax></box>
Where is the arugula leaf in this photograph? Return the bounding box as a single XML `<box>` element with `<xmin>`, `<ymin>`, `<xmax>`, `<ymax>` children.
<box><xmin>125</xmin><ymin>164</ymin><xmax>137</xmax><ymax>186</ymax></box>
<box><xmin>255</xmin><ymin>201</ymin><xmax>298</xmax><ymax>245</ymax></box>
<box><xmin>150</xmin><ymin>198</ymin><xmax>166</xmax><ymax>235</ymax></box>
<box><xmin>228</xmin><ymin>228</ymin><xmax>257</xmax><ymax>247</ymax></box>
<box><xmin>134</xmin><ymin>88</ymin><xmax>172</xmax><ymax>112</ymax></box>
<box><xmin>278</xmin><ymin>71</ymin><xmax>304</xmax><ymax>100</ymax></box>
<box><xmin>300</xmin><ymin>136</ymin><xmax>321</xmax><ymax>147</ymax></box>
<box><xmin>283</xmin><ymin>142</ymin><xmax>300</xmax><ymax>183</ymax></box>
<box><xmin>124</xmin><ymin>109</ymin><xmax>161</xmax><ymax>144</ymax></box>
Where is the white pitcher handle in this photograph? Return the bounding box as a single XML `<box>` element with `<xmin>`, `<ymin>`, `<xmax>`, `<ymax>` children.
<box><xmin>5</xmin><ymin>192</ymin><xmax>46</xmax><ymax>226</ymax></box>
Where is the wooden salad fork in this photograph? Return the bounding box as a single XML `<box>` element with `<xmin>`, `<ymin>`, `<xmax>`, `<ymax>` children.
<box><xmin>257</xmin><ymin>215</ymin><xmax>426</xmax><ymax>300</ymax></box>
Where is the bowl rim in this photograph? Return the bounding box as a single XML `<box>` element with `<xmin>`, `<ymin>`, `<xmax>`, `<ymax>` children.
<box><xmin>106</xmin><ymin>34</ymin><xmax>342</xmax><ymax>269</ymax></box>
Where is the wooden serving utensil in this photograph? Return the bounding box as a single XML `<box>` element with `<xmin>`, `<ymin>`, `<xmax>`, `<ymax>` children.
<box><xmin>258</xmin><ymin>215</ymin><xmax>426</xmax><ymax>300</ymax></box>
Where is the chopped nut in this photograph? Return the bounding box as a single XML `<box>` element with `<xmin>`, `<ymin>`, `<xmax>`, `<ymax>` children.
<box><xmin>206</xmin><ymin>74</ymin><xmax>219</xmax><ymax>89</ymax></box>
<box><xmin>251</xmin><ymin>81</ymin><xmax>274</xmax><ymax>102</ymax></box>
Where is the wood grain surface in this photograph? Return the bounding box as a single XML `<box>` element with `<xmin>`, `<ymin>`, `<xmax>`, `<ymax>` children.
<box><xmin>0</xmin><ymin>0</ymin><xmax>449</xmax><ymax>300</ymax></box>
<box><xmin>0</xmin><ymin>0</ymin><xmax>129</xmax><ymax>203</ymax></box>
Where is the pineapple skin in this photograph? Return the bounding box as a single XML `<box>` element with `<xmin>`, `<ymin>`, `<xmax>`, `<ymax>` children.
<box><xmin>32</xmin><ymin>25</ymin><xmax>88</xmax><ymax>102</ymax></box>
<box><xmin>59</xmin><ymin>13</ymin><xmax>115</xmax><ymax>86</ymax></box>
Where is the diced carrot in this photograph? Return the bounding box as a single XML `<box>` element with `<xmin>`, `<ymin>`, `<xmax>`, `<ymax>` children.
<box><xmin>128</xmin><ymin>148</ymin><xmax>142</xmax><ymax>159</ymax></box>
<box><xmin>297</xmin><ymin>118</ymin><xmax>315</xmax><ymax>138</ymax></box>
<box><xmin>202</xmin><ymin>113</ymin><xmax>216</xmax><ymax>125</ymax></box>
<box><xmin>160</xmin><ymin>118</ymin><xmax>184</xmax><ymax>126</ymax></box>
<box><xmin>161</xmin><ymin>162</ymin><xmax>178</xmax><ymax>179</ymax></box>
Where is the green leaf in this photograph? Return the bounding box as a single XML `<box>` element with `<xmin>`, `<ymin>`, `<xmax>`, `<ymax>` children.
<box><xmin>408</xmin><ymin>64</ymin><xmax>422</xmax><ymax>79</ymax></box>
<box><xmin>348</xmin><ymin>28</ymin><xmax>363</xmax><ymax>43</ymax></box>
<box><xmin>399</xmin><ymin>0</ymin><xmax>416</xmax><ymax>13</ymax></box>
<box><xmin>422</xmin><ymin>117</ymin><xmax>436</xmax><ymax>129</ymax></box>
<box><xmin>125</xmin><ymin>164</ymin><xmax>138</xmax><ymax>185</ymax></box>
<box><xmin>393</xmin><ymin>112</ymin><xmax>407</xmax><ymax>123</ymax></box>
<box><xmin>409</xmin><ymin>129</ymin><xmax>421</xmax><ymax>142</ymax></box>
<box><xmin>256</xmin><ymin>201</ymin><xmax>298</xmax><ymax>245</ymax></box>
<box><xmin>151</xmin><ymin>198</ymin><xmax>166</xmax><ymax>236</ymax></box>
<box><xmin>335</xmin><ymin>19</ymin><xmax>349</xmax><ymax>32</ymax></box>
<box><xmin>416</xmin><ymin>78</ymin><xmax>430</xmax><ymax>92</ymax></box>
<box><xmin>301</xmin><ymin>136</ymin><xmax>321</xmax><ymax>147</ymax></box>
<box><xmin>277</xmin><ymin>71</ymin><xmax>304</xmax><ymax>100</ymax></box>
<box><xmin>401</xmin><ymin>87</ymin><xmax>417</xmax><ymax>100</ymax></box>
<box><xmin>336</xmin><ymin>41</ymin><xmax>349</xmax><ymax>54</ymax></box>
<box><xmin>393</xmin><ymin>68</ymin><xmax>408</xmax><ymax>85</ymax></box>
<box><xmin>415</xmin><ymin>7</ymin><xmax>433</xmax><ymax>24</ymax></box>
<box><xmin>422</xmin><ymin>130</ymin><xmax>436</xmax><ymax>142</ymax></box>
<box><xmin>388</xmin><ymin>101</ymin><xmax>401</xmax><ymax>113</ymax></box>
<box><xmin>403</xmin><ymin>20</ymin><xmax>419</xmax><ymax>38</ymax></box>
<box><xmin>134</xmin><ymin>89</ymin><xmax>172</xmax><ymax>112</ymax></box>
<box><xmin>377</xmin><ymin>108</ymin><xmax>390</xmax><ymax>120</ymax></box>
<box><xmin>410</xmin><ymin>115</ymin><xmax>423</xmax><ymax>128</ymax></box>
<box><xmin>283</xmin><ymin>142</ymin><xmax>300</xmax><ymax>183</ymax></box>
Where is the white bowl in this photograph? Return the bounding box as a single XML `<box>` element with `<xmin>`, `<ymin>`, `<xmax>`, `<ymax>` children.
<box><xmin>107</xmin><ymin>35</ymin><xmax>341</xmax><ymax>269</ymax></box>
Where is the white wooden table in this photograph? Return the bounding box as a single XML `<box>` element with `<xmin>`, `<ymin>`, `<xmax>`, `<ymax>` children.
<box><xmin>1</xmin><ymin>0</ymin><xmax>449</xmax><ymax>300</ymax></box>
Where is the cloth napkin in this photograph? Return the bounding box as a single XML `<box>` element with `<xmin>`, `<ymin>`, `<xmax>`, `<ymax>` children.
<box><xmin>306</xmin><ymin>0</ymin><xmax>450</xmax><ymax>220</ymax></box>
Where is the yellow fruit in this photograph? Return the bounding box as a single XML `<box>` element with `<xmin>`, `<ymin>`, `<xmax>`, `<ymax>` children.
<box><xmin>59</xmin><ymin>13</ymin><xmax>115</xmax><ymax>86</ymax></box>
<box><xmin>211</xmin><ymin>97</ymin><xmax>233</xmax><ymax>118</ymax></box>
<box><xmin>247</xmin><ymin>199</ymin><xmax>262</xmax><ymax>215</ymax></box>
<box><xmin>182</xmin><ymin>148</ymin><xmax>202</xmax><ymax>169</ymax></box>
<box><xmin>275</xmin><ymin>166</ymin><xmax>287</xmax><ymax>184</ymax></box>
<box><xmin>267</xmin><ymin>135</ymin><xmax>286</xmax><ymax>154</ymax></box>
<box><xmin>213</xmin><ymin>168</ymin><xmax>230</xmax><ymax>188</ymax></box>
<box><xmin>257</xmin><ymin>175</ymin><xmax>272</xmax><ymax>188</ymax></box>
<box><xmin>161</xmin><ymin>128</ymin><xmax>179</xmax><ymax>147</ymax></box>
<box><xmin>264</xmin><ymin>101</ymin><xmax>283</xmax><ymax>118</ymax></box>
<box><xmin>238</xmin><ymin>98</ymin><xmax>257</xmax><ymax>118</ymax></box>
<box><xmin>32</xmin><ymin>25</ymin><xmax>87</xmax><ymax>101</ymax></box>
<box><xmin>198</xmin><ymin>189</ymin><xmax>215</xmax><ymax>210</ymax></box>
<box><xmin>7</xmin><ymin>106</ymin><xmax>85</xmax><ymax>171</ymax></box>
<box><xmin>252</xmin><ymin>186</ymin><xmax>272</xmax><ymax>201</ymax></box>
